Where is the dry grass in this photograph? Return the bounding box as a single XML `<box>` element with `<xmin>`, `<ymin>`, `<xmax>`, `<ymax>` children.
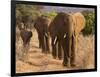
<box><xmin>16</xmin><ymin>29</ymin><xmax>95</xmax><ymax>73</ymax></box>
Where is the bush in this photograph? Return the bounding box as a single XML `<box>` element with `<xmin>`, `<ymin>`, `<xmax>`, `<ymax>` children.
<box><xmin>42</xmin><ymin>12</ymin><xmax>57</xmax><ymax>20</ymax></box>
<box><xmin>16</xmin><ymin>4</ymin><xmax>43</xmax><ymax>28</ymax></box>
<box><xmin>82</xmin><ymin>10</ymin><xmax>95</xmax><ymax>36</ymax></box>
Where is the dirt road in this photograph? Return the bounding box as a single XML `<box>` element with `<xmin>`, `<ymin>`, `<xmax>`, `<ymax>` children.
<box><xmin>16</xmin><ymin>30</ymin><xmax>95</xmax><ymax>73</ymax></box>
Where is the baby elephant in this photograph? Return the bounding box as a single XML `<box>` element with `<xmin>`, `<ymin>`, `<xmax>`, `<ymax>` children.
<box><xmin>20</xmin><ymin>29</ymin><xmax>32</xmax><ymax>47</ymax></box>
<box><xmin>20</xmin><ymin>28</ymin><xmax>33</xmax><ymax>60</ymax></box>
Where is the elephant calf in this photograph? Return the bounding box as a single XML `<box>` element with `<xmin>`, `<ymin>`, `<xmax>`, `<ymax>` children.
<box><xmin>20</xmin><ymin>24</ymin><xmax>33</xmax><ymax>60</ymax></box>
<box><xmin>20</xmin><ymin>29</ymin><xmax>32</xmax><ymax>47</ymax></box>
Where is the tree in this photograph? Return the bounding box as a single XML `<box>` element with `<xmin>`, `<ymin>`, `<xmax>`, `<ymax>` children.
<box><xmin>16</xmin><ymin>4</ymin><xmax>43</xmax><ymax>28</ymax></box>
<box><xmin>41</xmin><ymin>12</ymin><xmax>57</xmax><ymax>23</ymax></box>
<box><xmin>82</xmin><ymin>10</ymin><xmax>95</xmax><ymax>35</ymax></box>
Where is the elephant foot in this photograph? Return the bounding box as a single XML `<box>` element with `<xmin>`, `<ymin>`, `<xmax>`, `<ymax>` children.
<box><xmin>71</xmin><ymin>63</ymin><xmax>77</xmax><ymax>67</ymax></box>
<box><xmin>71</xmin><ymin>64</ymin><xmax>76</xmax><ymax>67</ymax></box>
<box><xmin>53</xmin><ymin>56</ymin><xmax>56</xmax><ymax>59</ymax></box>
<box><xmin>63</xmin><ymin>58</ymin><xmax>70</xmax><ymax>67</ymax></box>
<box><xmin>62</xmin><ymin>62</ymin><xmax>70</xmax><ymax>67</ymax></box>
<box><xmin>70</xmin><ymin>59</ymin><xmax>76</xmax><ymax>67</ymax></box>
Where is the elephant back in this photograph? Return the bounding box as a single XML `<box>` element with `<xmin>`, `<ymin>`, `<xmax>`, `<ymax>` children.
<box><xmin>72</xmin><ymin>12</ymin><xmax>86</xmax><ymax>35</ymax></box>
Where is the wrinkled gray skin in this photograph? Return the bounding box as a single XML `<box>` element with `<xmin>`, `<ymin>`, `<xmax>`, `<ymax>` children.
<box><xmin>49</xmin><ymin>12</ymin><xmax>85</xmax><ymax>67</ymax></box>
<box><xmin>34</xmin><ymin>15</ymin><xmax>50</xmax><ymax>53</ymax></box>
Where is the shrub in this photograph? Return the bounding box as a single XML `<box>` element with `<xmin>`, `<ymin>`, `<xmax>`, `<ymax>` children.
<box><xmin>82</xmin><ymin>10</ymin><xmax>95</xmax><ymax>36</ymax></box>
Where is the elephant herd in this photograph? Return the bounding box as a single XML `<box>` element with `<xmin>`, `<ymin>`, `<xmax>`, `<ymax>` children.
<box><xmin>17</xmin><ymin>12</ymin><xmax>85</xmax><ymax>67</ymax></box>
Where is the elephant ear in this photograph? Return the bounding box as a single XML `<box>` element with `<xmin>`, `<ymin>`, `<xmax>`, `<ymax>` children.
<box><xmin>73</xmin><ymin>12</ymin><xmax>86</xmax><ymax>35</ymax></box>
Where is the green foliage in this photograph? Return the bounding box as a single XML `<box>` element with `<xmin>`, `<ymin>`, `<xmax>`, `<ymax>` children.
<box><xmin>42</xmin><ymin>12</ymin><xmax>57</xmax><ymax>21</ymax></box>
<box><xmin>82</xmin><ymin>10</ymin><xmax>95</xmax><ymax>36</ymax></box>
<box><xmin>16</xmin><ymin>4</ymin><xmax>43</xmax><ymax>27</ymax></box>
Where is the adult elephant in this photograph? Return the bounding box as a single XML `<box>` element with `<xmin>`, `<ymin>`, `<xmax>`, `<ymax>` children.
<box><xmin>34</xmin><ymin>15</ymin><xmax>50</xmax><ymax>53</ymax></box>
<box><xmin>49</xmin><ymin>12</ymin><xmax>85</xmax><ymax>67</ymax></box>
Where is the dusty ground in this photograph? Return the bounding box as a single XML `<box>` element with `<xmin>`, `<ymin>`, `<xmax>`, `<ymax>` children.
<box><xmin>16</xmin><ymin>30</ymin><xmax>95</xmax><ymax>73</ymax></box>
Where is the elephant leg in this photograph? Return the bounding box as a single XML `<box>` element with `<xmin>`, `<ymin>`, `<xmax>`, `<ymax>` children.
<box><xmin>62</xmin><ymin>44</ymin><xmax>69</xmax><ymax>66</ymax></box>
<box><xmin>42</xmin><ymin>36</ymin><xmax>46</xmax><ymax>53</ymax></box>
<box><xmin>70</xmin><ymin>34</ymin><xmax>77</xmax><ymax>67</ymax></box>
<box><xmin>51</xmin><ymin>36</ymin><xmax>57</xmax><ymax>59</ymax></box>
<box><xmin>45</xmin><ymin>34</ymin><xmax>50</xmax><ymax>53</ymax></box>
<box><xmin>39</xmin><ymin>33</ymin><xmax>45</xmax><ymax>53</ymax></box>
<box><xmin>58</xmin><ymin>39</ymin><xmax>62</xmax><ymax>60</ymax></box>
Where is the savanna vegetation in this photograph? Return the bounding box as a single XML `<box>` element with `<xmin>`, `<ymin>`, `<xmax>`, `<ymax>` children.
<box><xmin>16</xmin><ymin>4</ymin><xmax>95</xmax><ymax>36</ymax></box>
<box><xmin>82</xmin><ymin>10</ymin><xmax>95</xmax><ymax>35</ymax></box>
<box><xmin>16</xmin><ymin>4</ymin><xmax>57</xmax><ymax>29</ymax></box>
<box><xmin>16</xmin><ymin>4</ymin><xmax>43</xmax><ymax>29</ymax></box>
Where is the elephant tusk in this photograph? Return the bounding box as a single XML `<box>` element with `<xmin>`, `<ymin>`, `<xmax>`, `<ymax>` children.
<box><xmin>64</xmin><ymin>33</ymin><xmax>66</xmax><ymax>38</ymax></box>
<box><xmin>45</xmin><ymin>32</ymin><xmax>48</xmax><ymax>37</ymax></box>
<box><xmin>54</xmin><ymin>36</ymin><xmax>57</xmax><ymax>45</ymax></box>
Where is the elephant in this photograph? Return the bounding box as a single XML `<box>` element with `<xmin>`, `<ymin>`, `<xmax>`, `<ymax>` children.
<box><xmin>49</xmin><ymin>12</ymin><xmax>85</xmax><ymax>67</ymax></box>
<box><xmin>20</xmin><ymin>28</ymin><xmax>32</xmax><ymax>48</ymax></box>
<box><xmin>21</xmin><ymin>26</ymin><xmax>32</xmax><ymax>60</ymax></box>
<box><xmin>34</xmin><ymin>15</ymin><xmax>50</xmax><ymax>54</ymax></box>
<box><xmin>16</xmin><ymin>22</ymin><xmax>33</xmax><ymax>61</ymax></box>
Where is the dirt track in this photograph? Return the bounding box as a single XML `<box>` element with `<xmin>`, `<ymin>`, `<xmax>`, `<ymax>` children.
<box><xmin>16</xmin><ymin>30</ymin><xmax>95</xmax><ymax>73</ymax></box>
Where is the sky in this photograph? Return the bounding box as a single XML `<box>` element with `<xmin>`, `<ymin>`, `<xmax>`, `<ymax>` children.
<box><xmin>41</xmin><ymin>5</ymin><xmax>95</xmax><ymax>13</ymax></box>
